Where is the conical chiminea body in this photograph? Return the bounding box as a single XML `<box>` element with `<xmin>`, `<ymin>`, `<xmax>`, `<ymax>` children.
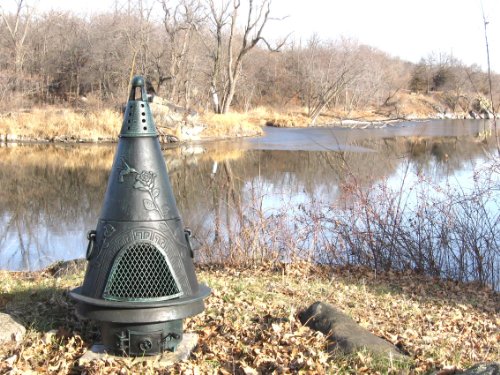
<box><xmin>70</xmin><ymin>76</ymin><xmax>210</xmax><ymax>356</ymax></box>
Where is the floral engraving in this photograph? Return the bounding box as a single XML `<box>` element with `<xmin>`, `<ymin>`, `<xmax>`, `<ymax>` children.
<box><xmin>134</xmin><ymin>171</ymin><xmax>156</xmax><ymax>190</ymax></box>
<box><xmin>118</xmin><ymin>158</ymin><xmax>163</xmax><ymax>219</ymax></box>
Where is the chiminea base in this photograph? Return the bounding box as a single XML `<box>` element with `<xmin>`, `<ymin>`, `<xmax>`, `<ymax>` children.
<box><xmin>78</xmin><ymin>333</ymin><xmax>199</xmax><ymax>365</ymax></box>
<box><xmin>100</xmin><ymin>320</ymin><xmax>183</xmax><ymax>356</ymax></box>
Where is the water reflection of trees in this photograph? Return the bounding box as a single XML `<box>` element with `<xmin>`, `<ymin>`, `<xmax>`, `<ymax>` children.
<box><xmin>0</xmin><ymin>144</ymin><xmax>114</xmax><ymax>269</ymax></box>
<box><xmin>0</xmin><ymin>144</ymin><xmax>113</xmax><ymax>222</ymax></box>
<box><xmin>168</xmin><ymin>134</ymin><xmax>498</xmax><ymax>270</ymax></box>
<box><xmin>0</xmin><ymin>133</ymin><xmax>496</xmax><ymax>270</ymax></box>
<box><xmin>170</xmin><ymin>134</ymin><xmax>497</xmax><ymax>216</ymax></box>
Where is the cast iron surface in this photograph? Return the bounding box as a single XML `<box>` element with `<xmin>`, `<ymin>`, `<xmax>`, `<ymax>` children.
<box><xmin>100</xmin><ymin>320</ymin><xmax>183</xmax><ymax>355</ymax></box>
<box><xmin>69</xmin><ymin>75</ymin><xmax>210</xmax><ymax>355</ymax></box>
<box><xmin>73</xmin><ymin>293</ymin><xmax>208</xmax><ymax>323</ymax></box>
<box><xmin>70</xmin><ymin>284</ymin><xmax>210</xmax><ymax>309</ymax></box>
<box><xmin>81</xmin><ymin>220</ymin><xmax>198</xmax><ymax>301</ymax></box>
<box><xmin>121</xmin><ymin>76</ymin><xmax>157</xmax><ymax>137</ymax></box>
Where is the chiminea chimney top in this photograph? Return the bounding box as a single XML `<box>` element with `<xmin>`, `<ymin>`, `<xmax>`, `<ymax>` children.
<box><xmin>120</xmin><ymin>75</ymin><xmax>158</xmax><ymax>138</ymax></box>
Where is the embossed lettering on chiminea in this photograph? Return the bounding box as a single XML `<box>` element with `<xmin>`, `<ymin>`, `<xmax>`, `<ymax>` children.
<box><xmin>70</xmin><ymin>76</ymin><xmax>210</xmax><ymax>356</ymax></box>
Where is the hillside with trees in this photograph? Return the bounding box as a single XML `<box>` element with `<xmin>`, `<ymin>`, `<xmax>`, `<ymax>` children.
<box><xmin>1</xmin><ymin>0</ymin><xmax>499</xmax><ymax>137</ymax></box>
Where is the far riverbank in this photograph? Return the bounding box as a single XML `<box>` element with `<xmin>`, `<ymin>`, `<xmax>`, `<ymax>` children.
<box><xmin>1</xmin><ymin>105</ymin><xmax>493</xmax><ymax>145</ymax></box>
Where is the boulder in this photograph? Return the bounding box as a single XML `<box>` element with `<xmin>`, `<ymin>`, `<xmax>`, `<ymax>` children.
<box><xmin>298</xmin><ymin>301</ymin><xmax>406</xmax><ymax>359</ymax></box>
<box><xmin>45</xmin><ymin>258</ymin><xmax>87</xmax><ymax>277</ymax></box>
<box><xmin>460</xmin><ymin>363</ymin><xmax>500</xmax><ymax>375</ymax></box>
<box><xmin>149</xmin><ymin>96</ymin><xmax>202</xmax><ymax>142</ymax></box>
<box><xmin>0</xmin><ymin>313</ymin><xmax>26</xmax><ymax>344</ymax></box>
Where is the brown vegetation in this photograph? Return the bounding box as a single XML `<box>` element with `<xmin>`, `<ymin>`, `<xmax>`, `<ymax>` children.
<box><xmin>1</xmin><ymin>0</ymin><xmax>499</xmax><ymax>136</ymax></box>
<box><xmin>0</xmin><ymin>264</ymin><xmax>497</xmax><ymax>374</ymax></box>
<box><xmin>0</xmin><ymin>106</ymin><xmax>266</xmax><ymax>142</ymax></box>
<box><xmin>200</xmin><ymin>110</ymin><xmax>264</xmax><ymax>138</ymax></box>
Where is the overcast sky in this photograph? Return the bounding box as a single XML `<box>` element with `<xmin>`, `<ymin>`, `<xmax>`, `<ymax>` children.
<box><xmin>5</xmin><ymin>0</ymin><xmax>500</xmax><ymax>73</ymax></box>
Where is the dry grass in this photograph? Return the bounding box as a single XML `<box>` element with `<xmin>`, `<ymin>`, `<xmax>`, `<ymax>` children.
<box><xmin>260</xmin><ymin>108</ymin><xmax>311</xmax><ymax>127</ymax></box>
<box><xmin>0</xmin><ymin>92</ymin><xmax>466</xmax><ymax>144</ymax></box>
<box><xmin>200</xmin><ymin>111</ymin><xmax>264</xmax><ymax>138</ymax></box>
<box><xmin>0</xmin><ymin>107</ymin><xmax>265</xmax><ymax>142</ymax></box>
<box><xmin>261</xmin><ymin>91</ymin><xmax>469</xmax><ymax>128</ymax></box>
<box><xmin>0</xmin><ymin>264</ymin><xmax>497</xmax><ymax>374</ymax></box>
<box><xmin>264</xmin><ymin>108</ymin><xmax>378</xmax><ymax>127</ymax></box>
<box><xmin>393</xmin><ymin>92</ymin><xmax>444</xmax><ymax>117</ymax></box>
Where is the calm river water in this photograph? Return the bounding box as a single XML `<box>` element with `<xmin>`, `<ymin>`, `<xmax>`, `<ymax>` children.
<box><xmin>0</xmin><ymin>119</ymin><xmax>498</xmax><ymax>273</ymax></box>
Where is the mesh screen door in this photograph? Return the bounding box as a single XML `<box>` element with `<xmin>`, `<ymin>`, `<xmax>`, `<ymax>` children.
<box><xmin>103</xmin><ymin>242</ymin><xmax>182</xmax><ymax>302</ymax></box>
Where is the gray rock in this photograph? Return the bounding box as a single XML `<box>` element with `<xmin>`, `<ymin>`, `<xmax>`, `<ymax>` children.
<box><xmin>460</xmin><ymin>363</ymin><xmax>500</xmax><ymax>375</ymax></box>
<box><xmin>45</xmin><ymin>258</ymin><xmax>87</xmax><ymax>277</ymax></box>
<box><xmin>0</xmin><ymin>313</ymin><xmax>26</xmax><ymax>344</ymax></box>
<box><xmin>298</xmin><ymin>301</ymin><xmax>406</xmax><ymax>359</ymax></box>
<box><xmin>149</xmin><ymin>96</ymin><xmax>202</xmax><ymax>142</ymax></box>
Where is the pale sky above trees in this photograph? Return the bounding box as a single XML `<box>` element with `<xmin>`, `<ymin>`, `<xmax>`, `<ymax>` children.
<box><xmin>3</xmin><ymin>0</ymin><xmax>500</xmax><ymax>73</ymax></box>
<box><xmin>272</xmin><ymin>0</ymin><xmax>500</xmax><ymax>73</ymax></box>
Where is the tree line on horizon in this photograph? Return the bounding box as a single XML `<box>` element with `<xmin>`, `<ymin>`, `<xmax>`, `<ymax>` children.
<box><xmin>1</xmin><ymin>0</ymin><xmax>499</xmax><ymax>120</ymax></box>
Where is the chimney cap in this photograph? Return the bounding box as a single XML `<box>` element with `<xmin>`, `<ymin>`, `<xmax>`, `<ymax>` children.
<box><xmin>121</xmin><ymin>75</ymin><xmax>158</xmax><ymax>137</ymax></box>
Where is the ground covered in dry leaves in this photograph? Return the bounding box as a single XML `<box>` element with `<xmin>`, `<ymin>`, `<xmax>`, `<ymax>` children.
<box><xmin>0</xmin><ymin>263</ymin><xmax>498</xmax><ymax>374</ymax></box>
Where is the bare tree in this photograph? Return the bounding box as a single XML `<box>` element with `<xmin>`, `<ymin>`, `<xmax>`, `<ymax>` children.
<box><xmin>299</xmin><ymin>38</ymin><xmax>364</xmax><ymax>124</ymax></box>
<box><xmin>205</xmin><ymin>0</ymin><xmax>285</xmax><ymax>113</ymax></box>
<box><xmin>481</xmin><ymin>4</ymin><xmax>498</xmax><ymax>153</ymax></box>
<box><xmin>0</xmin><ymin>0</ymin><xmax>32</xmax><ymax>75</ymax></box>
<box><xmin>1</xmin><ymin>0</ymin><xmax>499</xmax><ymax>118</ymax></box>
<box><xmin>155</xmin><ymin>0</ymin><xmax>203</xmax><ymax>102</ymax></box>
<box><xmin>204</xmin><ymin>0</ymin><xmax>230</xmax><ymax>113</ymax></box>
<box><xmin>34</xmin><ymin>13</ymin><xmax>92</xmax><ymax>101</ymax></box>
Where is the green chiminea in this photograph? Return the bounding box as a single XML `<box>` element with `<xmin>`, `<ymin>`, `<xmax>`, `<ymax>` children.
<box><xmin>70</xmin><ymin>76</ymin><xmax>210</xmax><ymax>356</ymax></box>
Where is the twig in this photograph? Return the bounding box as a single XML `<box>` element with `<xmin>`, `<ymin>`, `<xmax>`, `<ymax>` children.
<box><xmin>481</xmin><ymin>2</ymin><xmax>499</xmax><ymax>155</ymax></box>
